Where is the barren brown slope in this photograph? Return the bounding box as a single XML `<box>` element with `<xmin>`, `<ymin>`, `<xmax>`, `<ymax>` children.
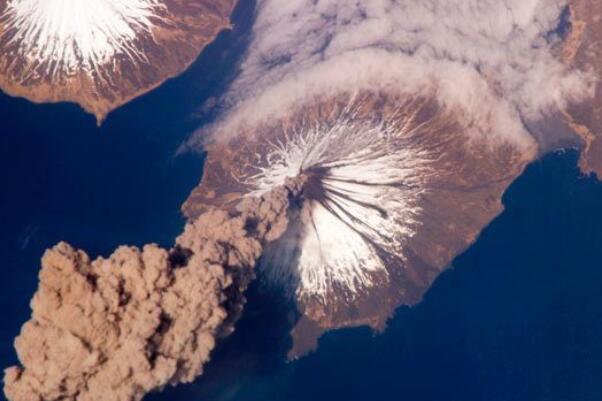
<box><xmin>563</xmin><ymin>0</ymin><xmax>602</xmax><ymax>177</ymax></box>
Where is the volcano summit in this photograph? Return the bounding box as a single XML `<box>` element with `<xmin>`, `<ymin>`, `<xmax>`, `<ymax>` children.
<box><xmin>0</xmin><ymin>0</ymin><xmax>236</xmax><ymax>122</ymax></box>
<box><xmin>183</xmin><ymin>90</ymin><xmax>536</xmax><ymax>355</ymax></box>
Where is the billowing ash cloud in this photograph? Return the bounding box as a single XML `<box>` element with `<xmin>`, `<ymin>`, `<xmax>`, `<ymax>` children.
<box><xmin>4</xmin><ymin>181</ymin><xmax>302</xmax><ymax>401</ymax></box>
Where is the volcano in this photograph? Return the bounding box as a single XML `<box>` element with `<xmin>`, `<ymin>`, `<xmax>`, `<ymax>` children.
<box><xmin>0</xmin><ymin>0</ymin><xmax>236</xmax><ymax>122</ymax></box>
<box><xmin>183</xmin><ymin>90</ymin><xmax>535</xmax><ymax>356</ymax></box>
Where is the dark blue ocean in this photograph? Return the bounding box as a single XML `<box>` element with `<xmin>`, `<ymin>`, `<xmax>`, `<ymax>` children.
<box><xmin>1</xmin><ymin>3</ymin><xmax>601</xmax><ymax>400</ymax></box>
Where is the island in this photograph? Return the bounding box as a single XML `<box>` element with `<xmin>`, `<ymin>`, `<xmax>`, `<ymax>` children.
<box><xmin>183</xmin><ymin>91</ymin><xmax>536</xmax><ymax>356</ymax></box>
<box><xmin>0</xmin><ymin>0</ymin><xmax>237</xmax><ymax>124</ymax></box>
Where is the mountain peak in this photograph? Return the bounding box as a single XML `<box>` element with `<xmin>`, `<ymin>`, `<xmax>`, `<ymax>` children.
<box><xmin>0</xmin><ymin>0</ymin><xmax>237</xmax><ymax>123</ymax></box>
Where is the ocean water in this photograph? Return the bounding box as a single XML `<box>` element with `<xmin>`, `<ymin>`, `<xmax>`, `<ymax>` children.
<box><xmin>0</xmin><ymin>0</ymin><xmax>255</xmax><ymax>383</ymax></box>
<box><xmin>1</xmin><ymin>4</ymin><xmax>602</xmax><ymax>401</ymax></box>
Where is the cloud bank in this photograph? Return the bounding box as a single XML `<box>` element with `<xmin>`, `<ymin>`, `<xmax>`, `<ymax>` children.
<box><xmin>197</xmin><ymin>0</ymin><xmax>594</xmax><ymax>148</ymax></box>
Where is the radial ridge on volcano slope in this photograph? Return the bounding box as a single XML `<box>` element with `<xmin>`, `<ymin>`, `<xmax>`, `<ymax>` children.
<box><xmin>0</xmin><ymin>0</ymin><xmax>237</xmax><ymax>123</ymax></box>
<box><xmin>183</xmin><ymin>91</ymin><xmax>536</xmax><ymax>356</ymax></box>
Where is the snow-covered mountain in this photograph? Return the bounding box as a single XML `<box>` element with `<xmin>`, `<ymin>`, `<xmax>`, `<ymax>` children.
<box><xmin>0</xmin><ymin>0</ymin><xmax>237</xmax><ymax>122</ymax></box>
<box><xmin>183</xmin><ymin>90</ymin><xmax>535</xmax><ymax>356</ymax></box>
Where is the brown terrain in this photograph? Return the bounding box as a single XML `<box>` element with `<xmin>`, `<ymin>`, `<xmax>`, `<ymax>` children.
<box><xmin>563</xmin><ymin>0</ymin><xmax>602</xmax><ymax>177</ymax></box>
<box><xmin>183</xmin><ymin>91</ymin><xmax>536</xmax><ymax>356</ymax></box>
<box><xmin>0</xmin><ymin>0</ymin><xmax>237</xmax><ymax>124</ymax></box>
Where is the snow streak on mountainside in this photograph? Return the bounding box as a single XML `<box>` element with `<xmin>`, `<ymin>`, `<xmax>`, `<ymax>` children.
<box><xmin>0</xmin><ymin>0</ymin><xmax>238</xmax><ymax>122</ymax></box>
<box><xmin>254</xmin><ymin>97</ymin><xmax>434</xmax><ymax>301</ymax></box>
<box><xmin>1</xmin><ymin>0</ymin><xmax>163</xmax><ymax>78</ymax></box>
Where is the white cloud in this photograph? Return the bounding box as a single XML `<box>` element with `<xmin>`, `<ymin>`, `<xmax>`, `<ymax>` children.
<box><xmin>197</xmin><ymin>0</ymin><xmax>594</xmax><ymax>148</ymax></box>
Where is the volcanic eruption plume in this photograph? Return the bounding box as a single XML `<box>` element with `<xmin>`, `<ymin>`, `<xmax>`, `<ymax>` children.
<box><xmin>3</xmin><ymin>181</ymin><xmax>303</xmax><ymax>401</ymax></box>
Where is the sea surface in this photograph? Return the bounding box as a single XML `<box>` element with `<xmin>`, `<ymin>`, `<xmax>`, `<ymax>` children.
<box><xmin>1</xmin><ymin>3</ymin><xmax>602</xmax><ymax>401</ymax></box>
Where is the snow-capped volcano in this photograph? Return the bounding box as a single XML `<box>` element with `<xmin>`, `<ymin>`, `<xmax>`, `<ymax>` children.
<box><xmin>0</xmin><ymin>0</ymin><xmax>237</xmax><ymax>122</ymax></box>
<box><xmin>183</xmin><ymin>90</ymin><xmax>534</xmax><ymax>355</ymax></box>
<box><xmin>1</xmin><ymin>0</ymin><xmax>164</xmax><ymax>78</ymax></box>
<box><xmin>251</xmin><ymin>97</ymin><xmax>434</xmax><ymax>302</ymax></box>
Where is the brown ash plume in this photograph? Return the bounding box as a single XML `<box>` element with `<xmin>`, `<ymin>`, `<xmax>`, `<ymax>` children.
<box><xmin>3</xmin><ymin>179</ymin><xmax>303</xmax><ymax>401</ymax></box>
